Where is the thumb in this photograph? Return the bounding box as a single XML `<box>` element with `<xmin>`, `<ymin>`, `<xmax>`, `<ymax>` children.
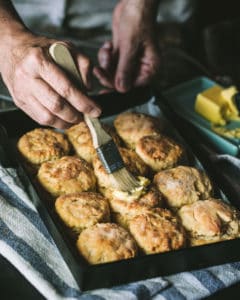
<box><xmin>115</xmin><ymin>43</ymin><xmax>138</xmax><ymax>93</ymax></box>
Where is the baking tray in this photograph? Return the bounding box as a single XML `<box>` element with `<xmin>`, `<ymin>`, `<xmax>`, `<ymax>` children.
<box><xmin>1</xmin><ymin>87</ymin><xmax>240</xmax><ymax>291</ymax></box>
<box><xmin>162</xmin><ymin>76</ymin><xmax>240</xmax><ymax>156</ymax></box>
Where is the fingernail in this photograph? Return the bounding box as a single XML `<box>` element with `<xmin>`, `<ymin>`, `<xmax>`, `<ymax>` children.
<box><xmin>89</xmin><ymin>107</ymin><xmax>101</xmax><ymax>118</ymax></box>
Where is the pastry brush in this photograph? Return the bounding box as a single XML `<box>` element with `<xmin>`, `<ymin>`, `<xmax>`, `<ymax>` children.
<box><xmin>49</xmin><ymin>42</ymin><xmax>140</xmax><ymax>192</ymax></box>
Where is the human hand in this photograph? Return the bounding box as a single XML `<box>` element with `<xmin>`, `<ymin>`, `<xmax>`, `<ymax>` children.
<box><xmin>94</xmin><ymin>0</ymin><xmax>161</xmax><ymax>93</ymax></box>
<box><xmin>0</xmin><ymin>31</ymin><xmax>101</xmax><ymax>129</ymax></box>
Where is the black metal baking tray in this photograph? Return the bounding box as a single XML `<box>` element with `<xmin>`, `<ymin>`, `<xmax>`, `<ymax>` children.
<box><xmin>1</xmin><ymin>88</ymin><xmax>240</xmax><ymax>291</ymax></box>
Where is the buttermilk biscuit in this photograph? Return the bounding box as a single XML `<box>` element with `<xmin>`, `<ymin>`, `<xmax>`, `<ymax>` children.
<box><xmin>17</xmin><ymin>128</ymin><xmax>71</xmax><ymax>168</ymax></box>
<box><xmin>128</xmin><ymin>208</ymin><xmax>186</xmax><ymax>254</ymax></box>
<box><xmin>93</xmin><ymin>147</ymin><xmax>149</xmax><ymax>190</ymax></box>
<box><xmin>114</xmin><ymin>112</ymin><xmax>161</xmax><ymax>149</ymax></box>
<box><xmin>55</xmin><ymin>192</ymin><xmax>110</xmax><ymax>233</ymax></box>
<box><xmin>109</xmin><ymin>186</ymin><xmax>164</xmax><ymax>228</ymax></box>
<box><xmin>66</xmin><ymin>121</ymin><xmax>122</xmax><ymax>163</ymax></box>
<box><xmin>77</xmin><ymin>223</ymin><xmax>138</xmax><ymax>264</ymax></box>
<box><xmin>178</xmin><ymin>198</ymin><xmax>240</xmax><ymax>246</ymax></box>
<box><xmin>135</xmin><ymin>134</ymin><xmax>185</xmax><ymax>172</ymax></box>
<box><xmin>154</xmin><ymin>166</ymin><xmax>213</xmax><ymax>208</ymax></box>
<box><xmin>37</xmin><ymin>156</ymin><xmax>96</xmax><ymax>197</ymax></box>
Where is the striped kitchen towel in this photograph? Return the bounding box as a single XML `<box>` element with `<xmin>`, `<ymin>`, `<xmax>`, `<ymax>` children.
<box><xmin>1</xmin><ymin>164</ymin><xmax>240</xmax><ymax>300</ymax></box>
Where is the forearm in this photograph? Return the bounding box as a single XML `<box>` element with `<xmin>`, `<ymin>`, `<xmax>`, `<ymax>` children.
<box><xmin>0</xmin><ymin>1</ymin><xmax>33</xmax><ymax>71</ymax></box>
<box><xmin>0</xmin><ymin>1</ymin><xmax>29</xmax><ymax>37</ymax></box>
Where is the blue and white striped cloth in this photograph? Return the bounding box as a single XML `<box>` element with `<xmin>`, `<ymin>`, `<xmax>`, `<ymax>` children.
<box><xmin>1</xmin><ymin>164</ymin><xmax>240</xmax><ymax>300</ymax></box>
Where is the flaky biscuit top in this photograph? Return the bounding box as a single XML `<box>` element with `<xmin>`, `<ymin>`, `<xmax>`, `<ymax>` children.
<box><xmin>136</xmin><ymin>134</ymin><xmax>184</xmax><ymax>171</ymax></box>
<box><xmin>114</xmin><ymin>112</ymin><xmax>161</xmax><ymax>149</ymax></box>
<box><xmin>154</xmin><ymin>166</ymin><xmax>213</xmax><ymax>208</ymax></box>
<box><xmin>77</xmin><ymin>223</ymin><xmax>138</xmax><ymax>264</ymax></box>
<box><xmin>37</xmin><ymin>156</ymin><xmax>96</xmax><ymax>197</ymax></box>
<box><xmin>17</xmin><ymin>128</ymin><xmax>71</xmax><ymax>165</ymax></box>
<box><xmin>128</xmin><ymin>208</ymin><xmax>186</xmax><ymax>254</ymax></box>
<box><xmin>178</xmin><ymin>198</ymin><xmax>240</xmax><ymax>240</ymax></box>
<box><xmin>55</xmin><ymin>192</ymin><xmax>110</xmax><ymax>232</ymax></box>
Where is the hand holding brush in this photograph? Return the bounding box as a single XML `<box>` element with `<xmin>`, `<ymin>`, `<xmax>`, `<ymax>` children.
<box><xmin>49</xmin><ymin>42</ymin><xmax>141</xmax><ymax>192</ymax></box>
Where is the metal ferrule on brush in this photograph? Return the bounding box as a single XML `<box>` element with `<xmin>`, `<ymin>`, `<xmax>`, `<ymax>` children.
<box><xmin>96</xmin><ymin>140</ymin><xmax>125</xmax><ymax>174</ymax></box>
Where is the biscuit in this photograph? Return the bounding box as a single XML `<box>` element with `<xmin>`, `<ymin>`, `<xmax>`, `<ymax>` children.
<box><xmin>114</xmin><ymin>112</ymin><xmax>161</xmax><ymax>149</ymax></box>
<box><xmin>135</xmin><ymin>134</ymin><xmax>184</xmax><ymax>172</ymax></box>
<box><xmin>110</xmin><ymin>185</ymin><xmax>163</xmax><ymax>228</ymax></box>
<box><xmin>55</xmin><ymin>192</ymin><xmax>110</xmax><ymax>233</ymax></box>
<box><xmin>154</xmin><ymin>166</ymin><xmax>213</xmax><ymax>208</ymax></box>
<box><xmin>37</xmin><ymin>156</ymin><xmax>96</xmax><ymax>197</ymax></box>
<box><xmin>118</xmin><ymin>147</ymin><xmax>150</xmax><ymax>177</ymax></box>
<box><xmin>178</xmin><ymin>198</ymin><xmax>240</xmax><ymax>246</ymax></box>
<box><xmin>77</xmin><ymin>223</ymin><xmax>138</xmax><ymax>264</ymax></box>
<box><xmin>128</xmin><ymin>208</ymin><xmax>186</xmax><ymax>254</ymax></box>
<box><xmin>66</xmin><ymin>121</ymin><xmax>122</xmax><ymax>163</ymax></box>
<box><xmin>93</xmin><ymin>147</ymin><xmax>149</xmax><ymax>189</ymax></box>
<box><xmin>17</xmin><ymin>128</ymin><xmax>71</xmax><ymax>168</ymax></box>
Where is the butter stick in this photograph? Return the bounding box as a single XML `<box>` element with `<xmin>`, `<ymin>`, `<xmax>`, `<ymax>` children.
<box><xmin>195</xmin><ymin>86</ymin><xmax>226</xmax><ymax>125</ymax></box>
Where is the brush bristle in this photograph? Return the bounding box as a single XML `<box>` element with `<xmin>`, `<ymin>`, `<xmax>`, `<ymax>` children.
<box><xmin>110</xmin><ymin>168</ymin><xmax>140</xmax><ymax>192</ymax></box>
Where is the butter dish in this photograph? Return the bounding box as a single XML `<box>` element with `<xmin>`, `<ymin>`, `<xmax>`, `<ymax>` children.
<box><xmin>162</xmin><ymin>76</ymin><xmax>240</xmax><ymax>156</ymax></box>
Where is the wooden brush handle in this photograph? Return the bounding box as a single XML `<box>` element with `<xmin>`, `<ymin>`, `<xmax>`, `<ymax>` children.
<box><xmin>49</xmin><ymin>43</ymin><xmax>110</xmax><ymax>147</ymax></box>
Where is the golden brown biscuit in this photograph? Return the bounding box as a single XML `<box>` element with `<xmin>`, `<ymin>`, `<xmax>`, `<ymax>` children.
<box><xmin>37</xmin><ymin>156</ymin><xmax>96</xmax><ymax>197</ymax></box>
<box><xmin>178</xmin><ymin>198</ymin><xmax>240</xmax><ymax>246</ymax></box>
<box><xmin>135</xmin><ymin>134</ymin><xmax>185</xmax><ymax>172</ymax></box>
<box><xmin>118</xmin><ymin>147</ymin><xmax>150</xmax><ymax>177</ymax></box>
<box><xmin>93</xmin><ymin>147</ymin><xmax>149</xmax><ymax>189</ymax></box>
<box><xmin>77</xmin><ymin>223</ymin><xmax>138</xmax><ymax>264</ymax></box>
<box><xmin>114</xmin><ymin>112</ymin><xmax>161</xmax><ymax>149</ymax></box>
<box><xmin>66</xmin><ymin>121</ymin><xmax>122</xmax><ymax>163</ymax></box>
<box><xmin>55</xmin><ymin>192</ymin><xmax>110</xmax><ymax>233</ymax></box>
<box><xmin>154</xmin><ymin>166</ymin><xmax>213</xmax><ymax>208</ymax></box>
<box><xmin>17</xmin><ymin>128</ymin><xmax>71</xmax><ymax>168</ymax></box>
<box><xmin>128</xmin><ymin>208</ymin><xmax>186</xmax><ymax>254</ymax></box>
<box><xmin>105</xmin><ymin>185</ymin><xmax>163</xmax><ymax>228</ymax></box>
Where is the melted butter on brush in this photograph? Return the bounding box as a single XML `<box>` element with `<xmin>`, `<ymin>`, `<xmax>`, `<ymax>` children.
<box><xmin>113</xmin><ymin>176</ymin><xmax>150</xmax><ymax>201</ymax></box>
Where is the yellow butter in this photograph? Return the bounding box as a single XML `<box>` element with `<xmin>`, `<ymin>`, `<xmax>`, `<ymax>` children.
<box><xmin>212</xmin><ymin>125</ymin><xmax>240</xmax><ymax>139</ymax></box>
<box><xmin>113</xmin><ymin>176</ymin><xmax>150</xmax><ymax>202</ymax></box>
<box><xmin>220</xmin><ymin>86</ymin><xmax>239</xmax><ymax>120</ymax></box>
<box><xmin>195</xmin><ymin>85</ymin><xmax>240</xmax><ymax>125</ymax></box>
<box><xmin>195</xmin><ymin>86</ymin><xmax>226</xmax><ymax>125</ymax></box>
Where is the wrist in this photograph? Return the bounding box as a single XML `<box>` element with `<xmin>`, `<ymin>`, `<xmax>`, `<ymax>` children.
<box><xmin>0</xmin><ymin>27</ymin><xmax>34</xmax><ymax>72</ymax></box>
<box><xmin>121</xmin><ymin>0</ymin><xmax>159</xmax><ymax>21</ymax></box>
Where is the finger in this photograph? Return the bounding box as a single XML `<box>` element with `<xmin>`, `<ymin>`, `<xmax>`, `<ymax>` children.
<box><xmin>93</xmin><ymin>67</ymin><xmax>115</xmax><ymax>89</ymax></box>
<box><xmin>75</xmin><ymin>53</ymin><xmax>92</xmax><ymax>90</ymax></box>
<box><xmin>99</xmin><ymin>88</ymin><xmax>115</xmax><ymax>95</ymax></box>
<box><xmin>31</xmin><ymin>78</ymin><xmax>83</xmax><ymax>124</ymax></box>
<box><xmin>98</xmin><ymin>41</ymin><xmax>113</xmax><ymax>70</ymax></box>
<box><xmin>134</xmin><ymin>46</ymin><xmax>161</xmax><ymax>86</ymax></box>
<box><xmin>115</xmin><ymin>42</ymin><xmax>138</xmax><ymax>93</ymax></box>
<box><xmin>19</xmin><ymin>96</ymin><xmax>72</xmax><ymax>129</ymax></box>
<box><xmin>39</xmin><ymin>58</ymin><xmax>101</xmax><ymax>117</ymax></box>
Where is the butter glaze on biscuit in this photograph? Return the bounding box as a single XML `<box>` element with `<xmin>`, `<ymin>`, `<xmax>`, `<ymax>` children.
<box><xmin>93</xmin><ymin>147</ymin><xmax>149</xmax><ymax>190</ymax></box>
